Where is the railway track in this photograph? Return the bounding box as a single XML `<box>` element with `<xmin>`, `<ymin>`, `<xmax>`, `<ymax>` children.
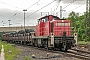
<box><xmin>48</xmin><ymin>49</ymin><xmax>90</xmax><ymax>60</ymax></box>
<box><xmin>67</xmin><ymin>48</ymin><xmax>90</xmax><ymax>60</ymax></box>
<box><xmin>32</xmin><ymin>47</ymin><xmax>90</xmax><ymax>60</ymax></box>
<box><xmin>70</xmin><ymin>48</ymin><xmax>90</xmax><ymax>54</ymax></box>
<box><xmin>16</xmin><ymin>44</ymin><xmax>90</xmax><ymax>60</ymax></box>
<box><xmin>67</xmin><ymin>51</ymin><xmax>89</xmax><ymax>60</ymax></box>
<box><xmin>33</xmin><ymin>47</ymin><xmax>90</xmax><ymax>60</ymax></box>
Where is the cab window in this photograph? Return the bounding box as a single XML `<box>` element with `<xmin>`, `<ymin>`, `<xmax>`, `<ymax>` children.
<box><xmin>42</xmin><ymin>17</ymin><xmax>48</xmax><ymax>22</ymax></box>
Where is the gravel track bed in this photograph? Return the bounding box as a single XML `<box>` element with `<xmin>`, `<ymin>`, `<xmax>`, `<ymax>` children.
<box><xmin>72</xmin><ymin>44</ymin><xmax>89</xmax><ymax>51</ymax></box>
<box><xmin>14</xmin><ymin>45</ymin><xmax>81</xmax><ymax>60</ymax></box>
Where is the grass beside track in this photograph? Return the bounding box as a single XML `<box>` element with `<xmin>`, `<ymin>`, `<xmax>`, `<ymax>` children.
<box><xmin>78</xmin><ymin>41</ymin><xmax>89</xmax><ymax>44</ymax></box>
<box><xmin>24</xmin><ymin>56</ymin><xmax>31</xmax><ymax>60</ymax></box>
<box><xmin>0</xmin><ymin>41</ymin><xmax>19</xmax><ymax>60</ymax></box>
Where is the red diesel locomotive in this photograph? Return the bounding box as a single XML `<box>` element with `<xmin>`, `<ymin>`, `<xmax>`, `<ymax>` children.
<box><xmin>33</xmin><ymin>15</ymin><xmax>75</xmax><ymax>51</ymax></box>
<box><xmin>2</xmin><ymin>15</ymin><xmax>76</xmax><ymax>51</ymax></box>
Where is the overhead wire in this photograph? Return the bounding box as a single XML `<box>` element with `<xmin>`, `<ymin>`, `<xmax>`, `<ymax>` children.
<box><xmin>13</xmin><ymin>0</ymin><xmax>41</xmax><ymax>16</ymax></box>
<box><xmin>0</xmin><ymin>0</ymin><xmax>23</xmax><ymax>20</ymax></box>
<box><xmin>0</xmin><ymin>0</ymin><xmax>41</xmax><ymax>17</ymax></box>
<box><xmin>0</xmin><ymin>0</ymin><xmax>41</xmax><ymax>23</ymax></box>
<box><xmin>0</xmin><ymin>1</ymin><xmax>23</xmax><ymax>9</ymax></box>
<box><xmin>26</xmin><ymin>0</ymin><xmax>55</xmax><ymax>18</ymax></box>
<box><xmin>62</xmin><ymin>0</ymin><xmax>76</xmax><ymax>9</ymax></box>
<box><xmin>0</xmin><ymin>1</ymin><xmax>22</xmax><ymax>25</ymax></box>
<box><xmin>0</xmin><ymin>0</ymin><xmax>42</xmax><ymax>27</ymax></box>
<box><xmin>26</xmin><ymin>0</ymin><xmax>40</xmax><ymax>9</ymax></box>
<box><xmin>54</xmin><ymin>3</ymin><xmax>60</xmax><ymax>12</ymax></box>
<box><xmin>53</xmin><ymin>3</ymin><xmax>60</xmax><ymax>16</ymax></box>
<box><xmin>64</xmin><ymin>0</ymin><xmax>85</xmax><ymax>13</ymax></box>
<box><xmin>12</xmin><ymin>0</ymin><xmax>41</xmax><ymax>25</ymax></box>
<box><xmin>0</xmin><ymin>0</ymin><xmax>40</xmax><ymax>10</ymax></box>
<box><xmin>56</xmin><ymin>0</ymin><xmax>76</xmax><ymax>14</ymax></box>
<box><xmin>0</xmin><ymin>0</ymin><xmax>85</xmax><ymax>26</ymax></box>
<box><xmin>68</xmin><ymin>4</ymin><xmax>85</xmax><ymax>12</ymax></box>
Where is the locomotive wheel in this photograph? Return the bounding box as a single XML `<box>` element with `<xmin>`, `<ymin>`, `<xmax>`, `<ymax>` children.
<box><xmin>34</xmin><ymin>43</ymin><xmax>38</xmax><ymax>47</ymax></box>
<box><xmin>44</xmin><ymin>45</ymin><xmax>48</xmax><ymax>49</ymax></box>
<box><xmin>47</xmin><ymin>47</ymin><xmax>50</xmax><ymax>50</ymax></box>
<box><xmin>47</xmin><ymin>47</ymin><xmax>54</xmax><ymax>50</ymax></box>
<box><xmin>52</xmin><ymin>48</ymin><xmax>56</xmax><ymax>51</ymax></box>
<box><xmin>62</xmin><ymin>43</ymin><xmax>67</xmax><ymax>51</ymax></box>
<box><xmin>37</xmin><ymin>44</ymin><xmax>41</xmax><ymax>48</ymax></box>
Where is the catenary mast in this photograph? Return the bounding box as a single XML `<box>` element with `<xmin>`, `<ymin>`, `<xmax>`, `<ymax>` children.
<box><xmin>86</xmin><ymin>0</ymin><xmax>90</xmax><ymax>40</ymax></box>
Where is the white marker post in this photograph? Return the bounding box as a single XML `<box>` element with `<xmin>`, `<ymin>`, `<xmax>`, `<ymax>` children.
<box><xmin>0</xmin><ymin>45</ymin><xmax>5</xmax><ymax>60</ymax></box>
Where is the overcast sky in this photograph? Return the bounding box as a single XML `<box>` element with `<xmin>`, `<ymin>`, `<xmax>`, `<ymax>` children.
<box><xmin>0</xmin><ymin>0</ymin><xmax>86</xmax><ymax>27</ymax></box>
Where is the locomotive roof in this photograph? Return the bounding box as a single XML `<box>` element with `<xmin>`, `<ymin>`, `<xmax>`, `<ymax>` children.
<box><xmin>38</xmin><ymin>15</ymin><xmax>60</xmax><ymax>20</ymax></box>
<box><xmin>38</xmin><ymin>15</ymin><xmax>66</xmax><ymax>20</ymax></box>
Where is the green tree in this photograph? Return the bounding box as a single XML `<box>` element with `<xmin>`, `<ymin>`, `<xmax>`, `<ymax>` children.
<box><xmin>67</xmin><ymin>11</ymin><xmax>86</xmax><ymax>41</ymax></box>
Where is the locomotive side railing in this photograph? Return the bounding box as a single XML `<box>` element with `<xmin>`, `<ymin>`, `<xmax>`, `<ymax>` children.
<box><xmin>42</xmin><ymin>27</ymin><xmax>49</xmax><ymax>36</ymax></box>
<box><xmin>37</xmin><ymin>27</ymin><xmax>49</xmax><ymax>36</ymax></box>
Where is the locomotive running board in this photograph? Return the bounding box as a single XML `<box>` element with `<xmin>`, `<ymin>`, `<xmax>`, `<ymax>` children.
<box><xmin>32</xmin><ymin>36</ymin><xmax>48</xmax><ymax>39</ymax></box>
<box><xmin>54</xmin><ymin>36</ymin><xmax>74</xmax><ymax>38</ymax></box>
<box><xmin>32</xmin><ymin>36</ymin><xmax>74</xmax><ymax>39</ymax></box>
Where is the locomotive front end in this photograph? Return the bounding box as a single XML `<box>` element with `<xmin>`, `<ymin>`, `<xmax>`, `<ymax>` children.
<box><xmin>51</xmin><ymin>20</ymin><xmax>76</xmax><ymax>51</ymax></box>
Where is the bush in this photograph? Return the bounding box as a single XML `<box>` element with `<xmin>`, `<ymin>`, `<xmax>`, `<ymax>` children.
<box><xmin>24</xmin><ymin>56</ymin><xmax>31</xmax><ymax>60</ymax></box>
<box><xmin>0</xmin><ymin>34</ymin><xmax>2</xmax><ymax>40</ymax></box>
